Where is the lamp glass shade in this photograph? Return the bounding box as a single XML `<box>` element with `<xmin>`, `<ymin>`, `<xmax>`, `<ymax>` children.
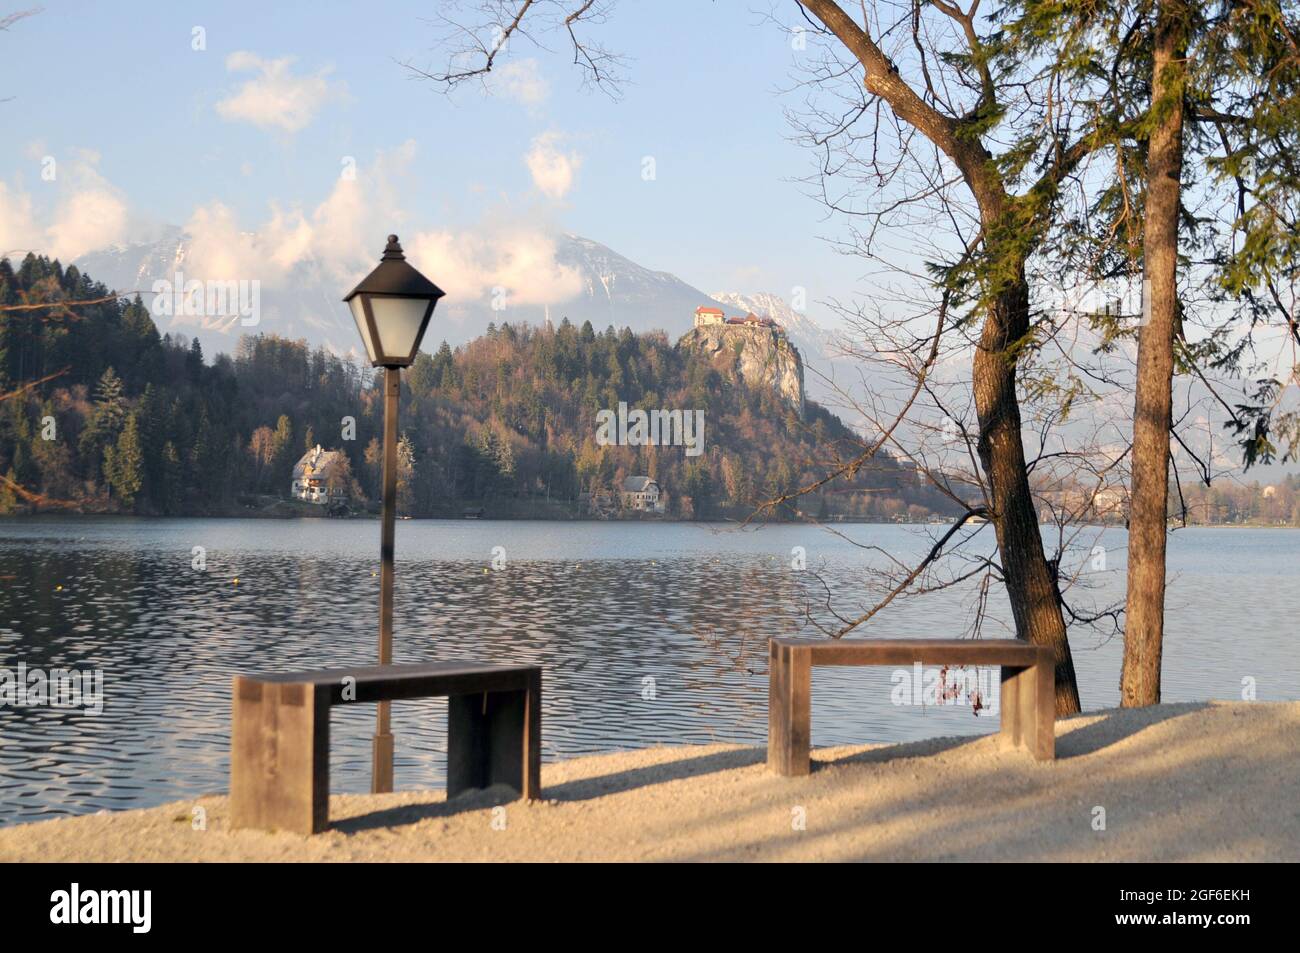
<box><xmin>348</xmin><ymin>296</ymin><xmax>378</xmax><ymax>365</ymax></box>
<box><xmin>368</xmin><ymin>296</ymin><xmax>432</xmax><ymax>365</ymax></box>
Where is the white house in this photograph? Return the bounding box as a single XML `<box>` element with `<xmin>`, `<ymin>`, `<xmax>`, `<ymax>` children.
<box><xmin>291</xmin><ymin>445</ymin><xmax>350</xmax><ymax>505</ymax></box>
<box><xmin>620</xmin><ymin>475</ymin><xmax>663</xmax><ymax>513</ymax></box>
<box><xmin>694</xmin><ymin>306</ymin><xmax>725</xmax><ymax>328</ymax></box>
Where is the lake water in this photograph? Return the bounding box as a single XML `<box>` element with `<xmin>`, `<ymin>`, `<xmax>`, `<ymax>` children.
<box><xmin>1</xmin><ymin>517</ymin><xmax>1297</xmax><ymax>826</ymax></box>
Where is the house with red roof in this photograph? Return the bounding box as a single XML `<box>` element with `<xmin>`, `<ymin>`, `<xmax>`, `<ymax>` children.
<box><xmin>693</xmin><ymin>306</ymin><xmax>725</xmax><ymax>328</ymax></box>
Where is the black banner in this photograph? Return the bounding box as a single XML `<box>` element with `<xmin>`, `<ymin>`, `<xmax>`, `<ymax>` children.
<box><xmin>0</xmin><ymin>861</ymin><xmax>1281</xmax><ymax>940</ymax></box>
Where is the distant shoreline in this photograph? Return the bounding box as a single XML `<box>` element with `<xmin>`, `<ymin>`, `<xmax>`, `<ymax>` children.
<box><xmin>3</xmin><ymin>511</ymin><xmax>1299</xmax><ymax>529</ymax></box>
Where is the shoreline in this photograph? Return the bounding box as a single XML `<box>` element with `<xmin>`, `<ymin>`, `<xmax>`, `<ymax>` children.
<box><xmin>2</xmin><ymin>701</ymin><xmax>1295</xmax><ymax>862</ymax></box>
<box><xmin>3</xmin><ymin>512</ymin><xmax>1299</xmax><ymax>529</ymax></box>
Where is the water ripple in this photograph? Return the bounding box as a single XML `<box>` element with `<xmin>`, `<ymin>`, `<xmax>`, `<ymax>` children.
<box><xmin>1</xmin><ymin>517</ymin><xmax>1297</xmax><ymax>826</ymax></box>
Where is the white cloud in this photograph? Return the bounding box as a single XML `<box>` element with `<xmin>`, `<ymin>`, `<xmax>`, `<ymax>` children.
<box><xmin>181</xmin><ymin>201</ymin><xmax>313</xmax><ymax>283</ymax></box>
<box><xmin>175</xmin><ymin>141</ymin><xmax>419</xmax><ymax>285</ymax></box>
<box><xmin>525</xmin><ymin>132</ymin><xmax>581</xmax><ymax>200</ymax></box>
<box><xmin>215</xmin><ymin>52</ymin><xmax>347</xmax><ymax>133</ymax></box>
<box><xmin>47</xmin><ymin>187</ymin><xmax>129</xmax><ymax>261</ymax></box>
<box><xmin>311</xmin><ymin>140</ymin><xmax>418</xmax><ymax>278</ymax></box>
<box><xmin>493</xmin><ymin>59</ymin><xmax>549</xmax><ymax>106</ymax></box>
<box><xmin>4</xmin><ymin>138</ymin><xmax>581</xmax><ymax>324</ymax></box>
<box><xmin>0</xmin><ymin>182</ymin><xmax>38</xmax><ymax>256</ymax></box>
<box><xmin>180</xmin><ymin>140</ymin><xmax>580</xmax><ymax>308</ymax></box>
<box><xmin>0</xmin><ymin>151</ymin><xmax>129</xmax><ymax>261</ymax></box>
<box><xmin>408</xmin><ymin>228</ymin><xmax>583</xmax><ymax>307</ymax></box>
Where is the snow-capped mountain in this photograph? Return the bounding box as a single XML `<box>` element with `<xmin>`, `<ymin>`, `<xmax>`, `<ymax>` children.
<box><xmin>74</xmin><ymin>227</ymin><xmax>367</xmax><ymax>356</ymax></box>
<box><xmin>554</xmin><ymin>234</ymin><xmax>730</xmax><ymax>335</ymax></box>
<box><xmin>72</xmin><ymin>231</ymin><xmax>745</xmax><ymax>358</ymax></box>
<box><xmin>73</xmin><ymin>230</ymin><xmax>880</xmax><ymax>422</ymax></box>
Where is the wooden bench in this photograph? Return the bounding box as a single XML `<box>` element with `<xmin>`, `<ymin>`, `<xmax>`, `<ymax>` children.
<box><xmin>768</xmin><ymin>637</ymin><xmax>1054</xmax><ymax>776</ymax></box>
<box><xmin>231</xmin><ymin>661</ymin><xmax>541</xmax><ymax>834</ymax></box>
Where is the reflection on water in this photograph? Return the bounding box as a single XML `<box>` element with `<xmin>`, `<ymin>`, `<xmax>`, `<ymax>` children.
<box><xmin>1</xmin><ymin>517</ymin><xmax>1297</xmax><ymax>826</ymax></box>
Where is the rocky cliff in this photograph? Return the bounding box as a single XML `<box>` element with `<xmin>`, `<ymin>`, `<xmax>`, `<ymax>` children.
<box><xmin>678</xmin><ymin>324</ymin><xmax>805</xmax><ymax>419</ymax></box>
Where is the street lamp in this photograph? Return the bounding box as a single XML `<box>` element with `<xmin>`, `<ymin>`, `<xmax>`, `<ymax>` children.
<box><xmin>344</xmin><ymin>234</ymin><xmax>444</xmax><ymax>793</ymax></box>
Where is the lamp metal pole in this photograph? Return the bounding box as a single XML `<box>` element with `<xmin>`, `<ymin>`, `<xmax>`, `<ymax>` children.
<box><xmin>372</xmin><ymin>364</ymin><xmax>400</xmax><ymax>793</ymax></box>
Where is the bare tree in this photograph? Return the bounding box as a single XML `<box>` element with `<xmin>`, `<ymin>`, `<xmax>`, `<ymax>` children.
<box><xmin>1</xmin><ymin>7</ymin><xmax>41</xmax><ymax>103</ymax></box>
<box><xmin>401</xmin><ymin>0</ymin><xmax>626</xmax><ymax>97</ymax></box>
<box><xmin>412</xmin><ymin>0</ymin><xmax>1230</xmax><ymax>714</ymax></box>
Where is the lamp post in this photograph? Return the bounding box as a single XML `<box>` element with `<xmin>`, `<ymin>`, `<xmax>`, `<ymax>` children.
<box><xmin>344</xmin><ymin>234</ymin><xmax>444</xmax><ymax>793</ymax></box>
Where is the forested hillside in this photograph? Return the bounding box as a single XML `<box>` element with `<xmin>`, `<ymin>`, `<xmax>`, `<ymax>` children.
<box><xmin>0</xmin><ymin>253</ymin><xmax>952</xmax><ymax>519</ymax></box>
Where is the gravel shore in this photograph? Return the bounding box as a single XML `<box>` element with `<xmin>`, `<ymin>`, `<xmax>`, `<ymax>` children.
<box><xmin>2</xmin><ymin>700</ymin><xmax>1295</xmax><ymax>862</ymax></box>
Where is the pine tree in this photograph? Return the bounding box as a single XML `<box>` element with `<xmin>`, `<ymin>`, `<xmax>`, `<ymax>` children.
<box><xmin>186</xmin><ymin>337</ymin><xmax>204</xmax><ymax>380</ymax></box>
<box><xmin>103</xmin><ymin>412</ymin><xmax>144</xmax><ymax>507</ymax></box>
<box><xmin>78</xmin><ymin>367</ymin><xmax>127</xmax><ymax>480</ymax></box>
<box><xmin>160</xmin><ymin>441</ymin><xmax>183</xmax><ymax>514</ymax></box>
<box><xmin>270</xmin><ymin>415</ymin><xmax>294</xmax><ymax>491</ymax></box>
<box><xmin>494</xmin><ymin>432</ymin><xmax>516</xmax><ymax>482</ymax></box>
<box><xmin>190</xmin><ymin>409</ymin><xmax>225</xmax><ymax>503</ymax></box>
<box><xmin>396</xmin><ymin>433</ymin><xmax>416</xmax><ymax>514</ymax></box>
<box><xmin>432</xmin><ymin>340</ymin><xmax>456</xmax><ymax>390</ymax></box>
<box><xmin>0</xmin><ymin>468</ymin><xmax>18</xmax><ymax>514</ymax></box>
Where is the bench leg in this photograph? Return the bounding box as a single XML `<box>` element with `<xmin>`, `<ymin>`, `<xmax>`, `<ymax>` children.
<box><xmin>768</xmin><ymin>641</ymin><xmax>811</xmax><ymax>776</ymax></box>
<box><xmin>447</xmin><ymin>671</ymin><xmax>542</xmax><ymax>800</ymax></box>
<box><xmin>230</xmin><ymin>677</ymin><xmax>330</xmax><ymax>835</ymax></box>
<box><xmin>999</xmin><ymin>659</ymin><xmax>1055</xmax><ymax>760</ymax></box>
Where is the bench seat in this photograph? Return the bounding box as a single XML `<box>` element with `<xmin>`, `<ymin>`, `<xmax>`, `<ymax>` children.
<box><xmin>768</xmin><ymin>637</ymin><xmax>1055</xmax><ymax>776</ymax></box>
<box><xmin>231</xmin><ymin>661</ymin><xmax>542</xmax><ymax>834</ymax></box>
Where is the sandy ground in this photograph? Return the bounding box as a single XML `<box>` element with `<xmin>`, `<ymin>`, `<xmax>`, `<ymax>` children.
<box><xmin>2</xmin><ymin>700</ymin><xmax>1297</xmax><ymax>862</ymax></box>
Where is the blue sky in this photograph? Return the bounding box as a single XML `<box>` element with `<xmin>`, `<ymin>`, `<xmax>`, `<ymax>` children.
<box><xmin>2</xmin><ymin>1</ymin><xmax>862</xmax><ymax>315</ymax></box>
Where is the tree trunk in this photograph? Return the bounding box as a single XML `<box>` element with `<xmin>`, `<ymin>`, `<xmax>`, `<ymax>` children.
<box><xmin>974</xmin><ymin>273</ymin><xmax>1082</xmax><ymax>716</ymax></box>
<box><xmin>1122</xmin><ymin>0</ymin><xmax>1188</xmax><ymax>707</ymax></box>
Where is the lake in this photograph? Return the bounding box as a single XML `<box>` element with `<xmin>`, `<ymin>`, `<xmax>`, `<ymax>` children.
<box><xmin>1</xmin><ymin>517</ymin><xmax>1297</xmax><ymax>826</ymax></box>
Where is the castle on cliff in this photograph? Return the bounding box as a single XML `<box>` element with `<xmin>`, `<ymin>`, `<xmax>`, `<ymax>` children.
<box><xmin>693</xmin><ymin>305</ymin><xmax>783</xmax><ymax>333</ymax></box>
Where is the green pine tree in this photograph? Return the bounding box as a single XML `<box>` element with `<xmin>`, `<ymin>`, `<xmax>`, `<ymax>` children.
<box><xmin>103</xmin><ymin>412</ymin><xmax>144</xmax><ymax>507</ymax></box>
<box><xmin>160</xmin><ymin>440</ymin><xmax>183</xmax><ymax>514</ymax></box>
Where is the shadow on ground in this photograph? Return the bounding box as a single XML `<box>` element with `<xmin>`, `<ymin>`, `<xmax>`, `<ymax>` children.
<box><xmin>334</xmin><ymin>702</ymin><xmax>1216</xmax><ymax>837</ymax></box>
<box><xmin>1053</xmin><ymin>701</ymin><xmax>1210</xmax><ymax>758</ymax></box>
<box><xmin>544</xmin><ymin>747</ymin><xmax>767</xmax><ymax>801</ymax></box>
<box><xmin>330</xmin><ymin>785</ymin><xmax>519</xmax><ymax>834</ymax></box>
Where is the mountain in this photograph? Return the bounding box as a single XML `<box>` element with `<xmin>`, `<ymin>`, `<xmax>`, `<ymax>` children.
<box><xmin>552</xmin><ymin>234</ymin><xmax>729</xmax><ymax>335</ymax></box>
<box><xmin>73</xmin><ymin>231</ymin><xmax>760</xmax><ymax>358</ymax></box>
<box><xmin>75</xmin><ymin>229</ymin><xmax>906</xmax><ymax>444</ymax></box>
<box><xmin>73</xmin><ymin>228</ymin><xmax>367</xmax><ymax>357</ymax></box>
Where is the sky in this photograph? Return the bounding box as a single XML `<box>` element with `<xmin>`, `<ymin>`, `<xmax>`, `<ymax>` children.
<box><xmin>0</xmin><ymin>0</ymin><xmax>859</xmax><ymax>316</ymax></box>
